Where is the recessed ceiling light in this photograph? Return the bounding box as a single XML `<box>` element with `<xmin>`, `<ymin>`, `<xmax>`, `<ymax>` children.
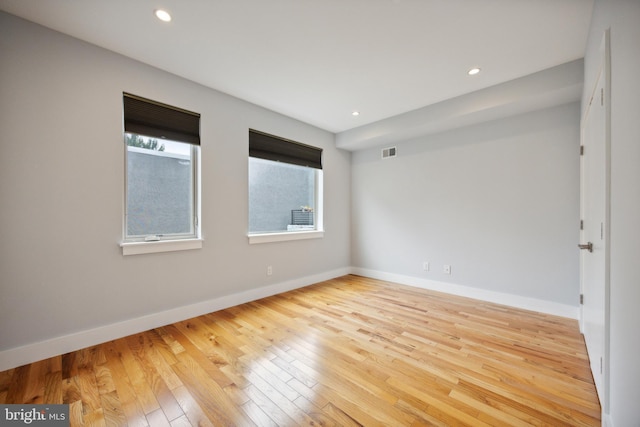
<box><xmin>352</xmin><ymin>111</ymin><xmax>360</xmax><ymax>116</ymax></box>
<box><xmin>154</xmin><ymin>9</ymin><xmax>172</xmax><ymax>22</ymax></box>
<box><xmin>468</xmin><ymin>67</ymin><xmax>481</xmax><ymax>76</ymax></box>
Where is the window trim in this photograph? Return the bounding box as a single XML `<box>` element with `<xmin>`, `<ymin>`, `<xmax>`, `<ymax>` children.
<box><xmin>121</xmin><ymin>93</ymin><xmax>202</xmax><ymax>254</ymax></box>
<box><xmin>248</xmin><ymin>165</ymin><xmax>324</xmax><ymax>244</ymax></box>
<box><xmin>247</xmin><ymin>159</ymin><xmax>324</xmax><ymax>241</ymax></box>
<box><xmin>123</xmin><ymin>141</ymin><xmax>201</xmax><ymax>245</ymax></box>
<box><xmin>121</xmin><ymin>238</ymin><xmax>204</xmax><ymax>256</ymax></box>
<box><xmin>248</xmin><ymin>231</ymin><xmax>323</xmax><ymax>245</ymax></box>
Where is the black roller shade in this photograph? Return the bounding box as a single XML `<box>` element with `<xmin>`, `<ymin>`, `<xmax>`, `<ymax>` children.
<box><xmin>249</xmin><ymin>129</ymin><xmax>322</xmax><ymax>169</ymax></box>
<box><xmin>123</xmin><ymin>93</ymin><xmax>200</xmax><ymax>145</ymax></box>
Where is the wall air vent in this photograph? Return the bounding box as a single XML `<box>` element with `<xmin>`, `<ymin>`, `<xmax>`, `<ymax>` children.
<box><xmin>382</xmin><ymin>146</ymin><xmax>397</xmax><ymax>159</ymax></box>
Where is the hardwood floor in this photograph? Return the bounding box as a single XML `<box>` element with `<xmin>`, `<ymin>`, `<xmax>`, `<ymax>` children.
<box><xmin>0</xmin><ymin>275</ymin><xmax>600</xmax><ymax>426</ymax></box>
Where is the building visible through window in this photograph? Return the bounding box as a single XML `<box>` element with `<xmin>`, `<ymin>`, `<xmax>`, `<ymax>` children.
<box><xmin>126</xmin><ymin>136</ymin><xmax>195</xmax><ymax>238</ymax></box>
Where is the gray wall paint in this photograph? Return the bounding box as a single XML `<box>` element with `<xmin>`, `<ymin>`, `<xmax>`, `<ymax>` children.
<box><xmin>583</xmin><ymin>0</ymin><xmax>640</xmax><ymax>424</ymax></box>
<box><xmin>351</xmin><ymin>103</ymin><xmax>580</xmax><ymax>305</ymax></box>
<box><xmin>0</xmin><ymin>12</ymin><xmax>351</xmax><ymax>352</ymax></box>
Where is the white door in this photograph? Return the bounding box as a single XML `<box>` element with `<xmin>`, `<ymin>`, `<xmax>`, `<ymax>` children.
<box><xmin>580</xmin><ymin>35</ymin><xmax>609</xmax><ymax>407</ymax></box>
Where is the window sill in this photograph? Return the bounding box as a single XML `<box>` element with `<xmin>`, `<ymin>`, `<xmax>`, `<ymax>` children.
<box><xmin>121</xmin><ymin>238</ymin><xmax>203</xmax><ymax>256</ymax></box>
<box><xmin>248</xmin><ymin>230</ymin><xmax>324</xmax><ymax>245</ymax></box>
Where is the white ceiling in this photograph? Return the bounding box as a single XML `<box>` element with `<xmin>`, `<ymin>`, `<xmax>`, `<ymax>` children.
<box><xmin>0</xmin><ymin>0</ymin><xmax>593</xmax><ymax>134</ymax></box>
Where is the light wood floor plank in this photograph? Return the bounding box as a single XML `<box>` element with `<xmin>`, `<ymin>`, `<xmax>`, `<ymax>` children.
<box><xmin>0</xmin><ymin>275</ymin><xmax>600</xmax><ymax>426</ymax></box>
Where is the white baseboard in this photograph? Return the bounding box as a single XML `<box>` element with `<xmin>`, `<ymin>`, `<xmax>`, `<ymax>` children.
<box><xmin>602</xmin><ymin>412</ymin><xmax>613</xmax><ymax>427</ymax></box>
<box><xmin>350</xmin><ymin>267</ymin><xmax>580</xmax><ymax>320</ymax></box>
<box><xmin>0</xmin><ymin>267</ymin><xmax>351</xmax><ymax>372</ymax></box>
<box><xmin>0</xmin><ymin>267</ymin><xmax>579</xmax><ymax>371</ymax></box>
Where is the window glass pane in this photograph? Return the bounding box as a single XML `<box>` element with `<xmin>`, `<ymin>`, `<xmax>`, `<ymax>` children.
<box><xmin>249</xmin><ymin>157</ymin><xmax>316</xmax><ymax>233</ymax></box>
<box><xmin>126</xmin><ymin>134</ymin><xmax>195</xmax><ymax>238</ymax></box>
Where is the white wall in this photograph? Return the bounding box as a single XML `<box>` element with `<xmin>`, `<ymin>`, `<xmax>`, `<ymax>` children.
<box><xmin>0</xmin><ymin>13</ymin><xmax>351</xmax><ymax>366</ymax></box>
<box><xmin>583</xmin><ymin>0</ymin><xmax>640</xmax><ymax>425</ymax></box>
<box><xmin>352</xmin><ymin>103</ymin><xmax>580</xmax><ymax>308</ymax></box>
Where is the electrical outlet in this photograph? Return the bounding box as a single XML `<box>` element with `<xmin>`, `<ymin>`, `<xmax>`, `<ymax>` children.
<box><xmin>422</xmin><ymin>261</ymin><xmax>430</xmax><ymax>271</ymax></box>
<box><xmin>267</xmin><ymin>265</ymin><xmax>273</xmax><ymax>276</ymax></box>
<box><xmin>443</xmin><ymin>264</ymin><xmax>451</xmax><ymax>275</ymax></box>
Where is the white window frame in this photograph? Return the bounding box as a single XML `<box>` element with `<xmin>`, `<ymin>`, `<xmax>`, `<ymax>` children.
<box><xmin>248</xmin><ymin>166</ymin><xmax>324</xmax><ymax>244</ymax></box>
<box><xmin>120</xmin><ymin>138</ymin><xmax>202</xmax><ymax>256</ymax></box>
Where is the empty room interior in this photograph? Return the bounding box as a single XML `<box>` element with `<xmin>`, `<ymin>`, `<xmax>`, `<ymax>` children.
<box><xmin>0</xmin><ymin>1</ymin><xmax>638</xmax><ymax>426</ymax></box>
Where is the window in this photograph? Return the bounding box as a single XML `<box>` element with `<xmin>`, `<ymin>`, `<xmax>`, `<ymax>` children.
<box><xmin>248</xmin><ymin>130</ymin><xmax>323</xmax><ymax>243</ymax></box>
<box><xmin>121</xmin><ymin>93</ymin><xmax>201</xmax><ymax>253</ymax></box>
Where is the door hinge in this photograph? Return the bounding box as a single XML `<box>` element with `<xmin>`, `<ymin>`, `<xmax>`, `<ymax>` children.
<box><xmin>580</xmin><ymin>145</ymin><xmax>584</xmax><ymax>156</ymax></box>
<box><xmin>600</xmin><ymin>357</ymin><xmax>603</xmax><ymax>374</ymax></box>
<box><xmin>580</xmin><ymin>219</ymin><xmax>584</xmax><ymax>230</ymax></box>
<box><xmin>601</xmin><ymin>88</ymin><xmax>604</xmax><ymax>106</ymax></box>
<box><xmin>580</xmin><ymin>294</ymin><xmax>584</xmax><ymax>305</ymax></box>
